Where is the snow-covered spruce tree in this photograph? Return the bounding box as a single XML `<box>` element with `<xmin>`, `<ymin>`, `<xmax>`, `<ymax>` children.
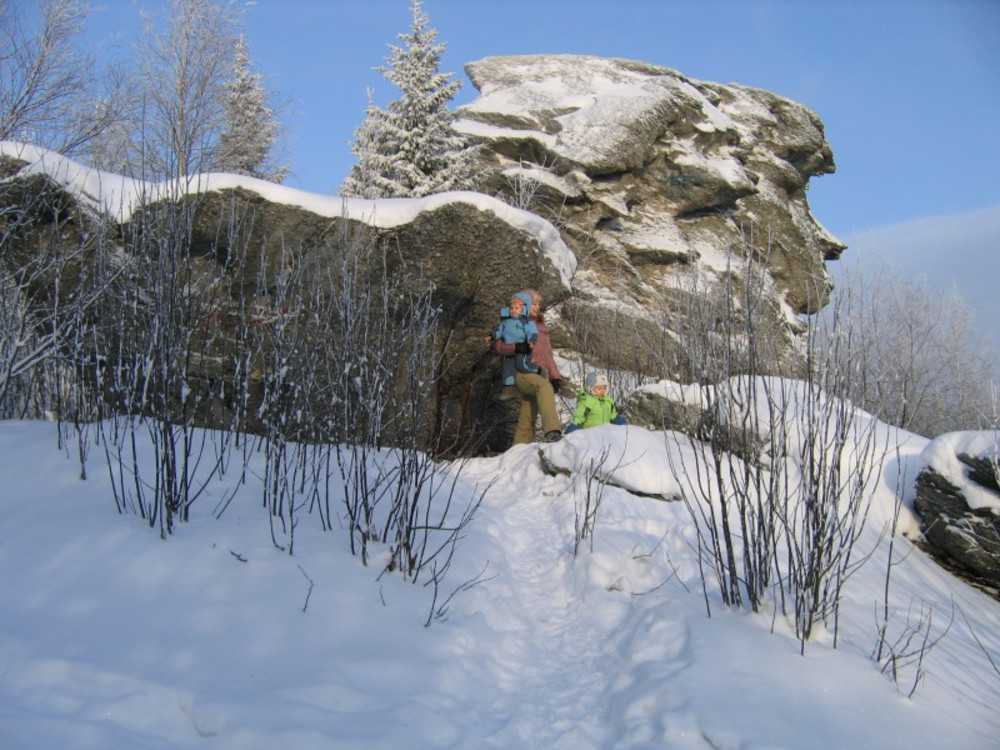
<box><xmin>341</xmin><ymin>0</ymin><xmax>476</xmax><ymax>198</ymax></box>
<box><xmin>342</xmin><ymin>88</ymin><xmax>391</xmax><ymax>197</ymax></box>
<box><xmin>215</xmin><ymin>35</ymin><xmax>286</xmax><ymax>182</ymax></box>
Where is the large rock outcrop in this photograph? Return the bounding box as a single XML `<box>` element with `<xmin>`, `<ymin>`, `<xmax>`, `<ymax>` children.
<box><xmin>622</xmin><ymin>380</ymin><xmax>707</xmax><ymax>434</ymax></box>
<box><xmin>0</xmin><ymin>142</ymin><xmax>574</xmax><ymax>450</ymax></box>
<box><xmin>1</xmin><ymin>56</ymin><xmax>843</xmax><ymax>448</ymax></box>
<box><xmin>456</xmin><ymin>55</ymin><xmax>844</xmax><ymax>373</ymax></box>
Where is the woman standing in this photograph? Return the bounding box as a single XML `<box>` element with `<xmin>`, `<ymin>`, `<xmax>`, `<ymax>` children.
<box><xmin>493</xmin><ymin>289</ymin><xmax>563</xmax><ymax>444</ymax></box>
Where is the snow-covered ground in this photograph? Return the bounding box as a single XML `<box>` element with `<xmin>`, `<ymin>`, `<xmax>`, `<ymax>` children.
<box><xmin>2</xmin><ymin>407</ymin><xmax>999</xmax><ymax>749</ymax></box>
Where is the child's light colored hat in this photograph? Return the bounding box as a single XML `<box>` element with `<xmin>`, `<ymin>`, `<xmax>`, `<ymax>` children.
<box><xmin>585</xmin><ymin>372</ymin><xmax>609</xmax><ymax>391</ymax></box>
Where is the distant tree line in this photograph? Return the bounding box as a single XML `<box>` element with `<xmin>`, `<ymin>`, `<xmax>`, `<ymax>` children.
<box><xmin>1</xmin><ymin>0</ymin><xmax>285</xmax><ymax>181</ymax></box>
<box><xmin>1</xmin><ymin>0</ymin><xmax>477</xmax><ymax>195</ymax></box>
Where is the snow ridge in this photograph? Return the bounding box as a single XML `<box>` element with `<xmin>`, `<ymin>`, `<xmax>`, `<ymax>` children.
<box><xmin>0</xmin><ymin>141</ymin><xmax>577</xmax><ymax>289</ymax></box>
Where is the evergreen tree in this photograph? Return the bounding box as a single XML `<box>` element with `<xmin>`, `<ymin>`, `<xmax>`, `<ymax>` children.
<box><xmin>215</xmin><ymin>35</ymin><xmax>286</xmax><ymax>182</ymax></box>
<box><xmin>342</xmin><ymin>88</ymin><xmax>396</xmax><ymax>198</ymax></box>
<box><xmin>341</xmin><ymin>0</ymin><xmax>476</xmax><ymax>198</ymax></box>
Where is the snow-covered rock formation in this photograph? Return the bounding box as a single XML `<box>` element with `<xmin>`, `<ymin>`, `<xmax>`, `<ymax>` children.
<box><xmin>2</xmin><ymin>52</ymin><xmax>844</xmax><ymax>447</ymax></box>
<box><xmin>457</xmin><ymin>55</ymin><xmax>844</xmax><ymax>371</ymax></box>
<box><xmin>915</xmin><ymin>432</ymin><xmax>1000</xmax><ymax>595</ymax></box>
<box><xmin>0</xmin><ymin>141</ymin><xmax>575</xmax><ymax>449</ymax></box>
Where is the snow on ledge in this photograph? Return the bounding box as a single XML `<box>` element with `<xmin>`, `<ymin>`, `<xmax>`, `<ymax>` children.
<box><xmin>633</xmin><ymin>379</ymin><xmax>708</xmax><ymax>409</ymax></box>
<box><xmin>921</xmin><ymin>431</ymin><xmax>1000</xmax><ymax>513</ymax></box>
<box><xmin>0</xmin><ymin>141</ymin><xmax>577</xmax><ymax>290</ymax></box>
<box><xmin>542</xmin><ymin>424</ymin><xmax>693</xmax><ymax>500</ymax></box>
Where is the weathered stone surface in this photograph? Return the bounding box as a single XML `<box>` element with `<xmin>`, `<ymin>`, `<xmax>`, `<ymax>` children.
<box><xmin>0</xmin><ymin>155</ymin><xmax>29</xmax><ymax>179</ymax></box>
<box><xmin>0</xmin><ymin>170</ymin><xmax>108</xmax><ymax>304</ymax></box>
<box><xmin>914</xmin><ymin>458</ymin><xmax>1000</xmax><ymax>593</ymax></box>
<box><xmin>131</xmin><ymin>186</ymin><xmax>572</xmax><ymax>354</ymax></box>
<box><xmin>458</xmin><ymin>54</ymin><xmax>844</xmax><ymax>374</ymax></box>
<box><xmin>621</xmin><ymin>381</ymin><xmax>766</xmax><ymax>466</ymax></box>
<box><xmin>622</xmin><ymin>388</ymin><xmax>705</xmax><ymax>435</ymax></box>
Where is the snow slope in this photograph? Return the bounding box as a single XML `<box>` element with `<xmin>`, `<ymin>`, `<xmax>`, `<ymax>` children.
<box><xmin>1</xmin><ymin>410</ymin><xmax>999</xmax><ymax>748</ymax></box>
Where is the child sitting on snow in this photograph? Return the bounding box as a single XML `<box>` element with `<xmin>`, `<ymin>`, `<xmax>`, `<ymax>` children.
<box><xmin>565</xmin><ymin>372</ymin><xmax>627</xmax><ymax>433</ymax></box>
<box><xmin>494</xmin><ymin>291</ymin><xmax>540</xmax><ymax>387</ymax></box>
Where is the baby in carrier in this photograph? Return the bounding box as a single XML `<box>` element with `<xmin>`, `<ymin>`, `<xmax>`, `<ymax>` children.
<box><xmin>495</xmin><ymin>291</ymin><xmax>539</xmax><ymax>387</ymax></box>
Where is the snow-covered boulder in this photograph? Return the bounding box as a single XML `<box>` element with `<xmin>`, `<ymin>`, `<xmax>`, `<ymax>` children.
<box><xmin>540</xmin><ymin>423</ymin><xmax>690</xmax><ymax>501</ymax></box>
<box><xmin>0</xmin><ymin>141</ymin><xmax>577</xmax><ymax>449</ymax></box>
<box><xmin>458</xmin><ymin>54</ymin><xmax>844</xmax><ymax>372</ymax></box>
<box><xmin>622</xmin><ymin>379</ymin><xmax>707</xmax><ymax>433</ymax></box>
<box><xmin>619</xmin><ymin>378</ymin><xmax>772</xmax><ymax>466</ymax></box>
<box><xmin>914</xmin><ymin>432</ymin><xmax>1000</xmax><ymax>593</ymax></box>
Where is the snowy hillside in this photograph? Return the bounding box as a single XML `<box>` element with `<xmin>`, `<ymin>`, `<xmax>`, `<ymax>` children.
<box><xmin>1</xmin><ymin>403</ymin><xmax>999</xmax><ymax>748</ymax></box>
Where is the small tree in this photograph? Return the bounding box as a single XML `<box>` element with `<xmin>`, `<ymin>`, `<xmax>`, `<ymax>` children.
<box><xmin>341</xmin><ymin>0</ymin><xmax>476</xmax><ymax>198</ymax></box>
<box><xmin>133</xmin><ymin>0</ymin><xmax>239</xmax><ymax>179</ymax></box>
<box><xmin>342</xmin><ymin>87</ymin><xmax>391</xmax><ymax>198</ymax></box>
<box><xmin>215</xmin><ymin>35</ymin><xmax>286</xmax><ymax>182</ymax></box>
<box><xmin>86</xmin><ymin>95</ymin><xmax>136</xmax><ymax>174</ymax></box>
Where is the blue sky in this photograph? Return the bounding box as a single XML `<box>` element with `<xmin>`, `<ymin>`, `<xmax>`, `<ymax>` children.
<box><xmin>81</xmin><ymin>0</ymin><xmax>999</xmax><ymax>334</ymax></box>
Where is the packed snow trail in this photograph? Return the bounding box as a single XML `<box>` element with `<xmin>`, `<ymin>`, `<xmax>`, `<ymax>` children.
<box><xmin>436</xmin><ymin>438</ymin><xmax>1000</xmax><ymax>750</ymax></box>
<box><xmin>445</xmin><ymin>445</ymin><xmax>712</xmax><ymax>749</ymax></box>
<box><xmin>453</xmin><ymin>445</ymin><xmax>627</xmax><ymax>748</ymax></box>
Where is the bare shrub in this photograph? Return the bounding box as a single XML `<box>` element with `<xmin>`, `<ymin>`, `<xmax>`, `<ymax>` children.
<box><xmin>573</xmin><ymin>445</ymin><xmax>614</xmax><ymax>557</ymax></box>
<box><xmin>96</xmin><ymin>187</ymin><xmax>230</xmax><ymax>535</ymax></box>
<box><xmin>0</xmin><ymin>162</ymin><xmax>114</xmax><ymax>484</ymax></box>
<box><xmin>1</xmin><ymin>146</ymin><xmax>485</xmax><ymax>623</ymax></box>
<box><xmin>874</xmin><ymin>598</ymin><xmax>954</xmax><ymax>697</ymax></box>
<box><xmin>663</xmin><ymin>233</ymin><xmax>890</xmax><ymax>651</ymax></box>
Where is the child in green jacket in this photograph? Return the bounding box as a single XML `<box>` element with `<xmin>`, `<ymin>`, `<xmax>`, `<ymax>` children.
<box><xmin>565</xmin><ymin>372</ymin><xmax>627</xmax><ymax>433</ymax></box>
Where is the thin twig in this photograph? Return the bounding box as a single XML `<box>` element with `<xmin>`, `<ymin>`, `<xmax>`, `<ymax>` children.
<box><xmin>297</xmin><ymin>563</ymin><xmax>314</xmax><ymax>614</ymax></box>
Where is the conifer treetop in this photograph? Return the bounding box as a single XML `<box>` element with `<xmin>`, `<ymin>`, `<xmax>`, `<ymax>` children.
<box><xmin>341</xmin><ymin>0</ymin><xmax>477</xmax><ymax>199</ymax></box>
<box><xmin>216</xmin><ymin>34</ymin><xmax>286</xmax><ymax>183</ymax></box>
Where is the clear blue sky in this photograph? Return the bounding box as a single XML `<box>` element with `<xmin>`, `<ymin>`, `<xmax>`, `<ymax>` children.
<box><xmin>80</xmin><ymin>0</ymin><xmax>1000</xmax><ymax>330</ymax></box>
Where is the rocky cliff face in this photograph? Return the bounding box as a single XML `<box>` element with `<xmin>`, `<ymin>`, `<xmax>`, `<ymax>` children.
<box><xmin>456</xmin><ymin>55</ymin><xmax>844</xmax><ymax>372</ymax></box>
